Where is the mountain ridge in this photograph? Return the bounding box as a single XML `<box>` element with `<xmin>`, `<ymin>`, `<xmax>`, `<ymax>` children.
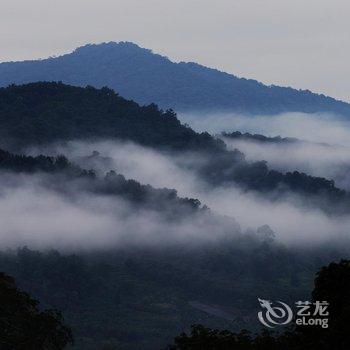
<box><xmin>1</xmin><ymin>41</ymin><xmax>350</xmax><ymax>116</ymax></box>
<box><xmin>0</xmin><ymin>82</ymin><xmax>348</xmax><ymax>215</ymax></box>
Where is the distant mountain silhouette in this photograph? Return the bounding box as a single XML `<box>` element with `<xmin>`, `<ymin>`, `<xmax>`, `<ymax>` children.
<box><xmin>221</xmin><ymin>131</ymin><xmax>298</xmax><ymax>144</ymax></box>
<box><xmin>1</xmin><ymin>41</ymin><xmax>350</xmax><ymax>116</ymax></box>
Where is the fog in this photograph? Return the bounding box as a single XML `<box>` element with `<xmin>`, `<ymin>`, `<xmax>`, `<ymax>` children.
<box><xmin>19</xmin><ymin>139</ymin><xmax>350</xmax><ymax>247</ymax></box>
<box><xmin>180</xmin><ymin>112</ymin><xmax>350</xmax><ymax>190</ymax></box>
<box><xmin>223</xmin><ymin>138</ymin><xmax>350</xmax><ymax>190</ymax></box>
<box><xmin>0</xmin><ymin>172</ymin><xmax>241</xmax><ymax>250</ymax></box>
<box><xmin>2</xmin><ymin>110</ymin><xmax>350</xmax><ymax>250</ymax></box>
<box><xmin>178</xmin><ymin>112</ymin><xmax>350</xmax><ymax>146</ymax></box>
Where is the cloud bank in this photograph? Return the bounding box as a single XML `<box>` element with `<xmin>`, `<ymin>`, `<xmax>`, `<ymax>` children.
<box><xmin>21</xmin><ymin>139</ymin><xmax>350</xmax><ymax>248</ymax></box>
<box><xmin>0</xmin><ymin>172</ymin><xmax>242</xmax><ymax>250</ymax></box>
<box><xmin>180</xmin><ymin>112</ymin><xmax>350</xmax><ymax>189</ymax></box>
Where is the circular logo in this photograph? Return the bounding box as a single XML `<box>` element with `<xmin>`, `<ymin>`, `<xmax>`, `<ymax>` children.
<box><xmin>258</xmin><ymin>298</ymin><xmax>293</xmax><ymax>328</ymax></box>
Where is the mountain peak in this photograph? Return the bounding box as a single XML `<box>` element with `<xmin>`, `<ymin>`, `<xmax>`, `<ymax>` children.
<box><xmin>71</xmin><ymin>41</ymin><xmax>153</xmax><ymax>57</ymax></box>
<box><xmin>0</xmin><ymin>43</ymin><xmax>349</xmax><ymax>116</ymax></box>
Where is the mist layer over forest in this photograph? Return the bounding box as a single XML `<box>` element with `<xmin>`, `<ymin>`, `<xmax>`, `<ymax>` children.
<box><xmin>180</xmin><ymin>112</ymin><xmax>350</xmax><ymax>187</ymax></box>
<box><xmin>1</xmin><ymin>82</ymin><xmax>350</xmax><ymax>349</ymax></box>
<box><xmin>21</xmin><ymin>139</ymin><xmax>350</xmax><ymax>246</ymax></box>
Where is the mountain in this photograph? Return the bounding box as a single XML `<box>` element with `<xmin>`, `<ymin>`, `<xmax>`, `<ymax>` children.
<box><xmin>1</xmin><ymin>42</ymin><xmax>350</xmax><ymax>116</ymax></box>
<box><xmin>0</xmin><ymin>82</ymin><xmax>348</xmax><ymax>214</ymax></box>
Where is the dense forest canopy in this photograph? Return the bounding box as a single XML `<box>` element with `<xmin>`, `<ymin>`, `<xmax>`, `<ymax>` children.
<box><xmin>0</xmin><ymin>42</ymin><xmax>350</xmax><ymax>116</ymax></box>
<box><xmin>1</xmin><ymin>245</ymin><xmax>348</xmax><ymax>349</ymax></box>
<box><xmin>0</xmin><ymin>82</ymin><xmax>222</xmax><ymax>152</ymax></box>
<box><xmin>0</xmin><ymin>272</ymin><xmax>73</xmax><ymax>349</ymax></box>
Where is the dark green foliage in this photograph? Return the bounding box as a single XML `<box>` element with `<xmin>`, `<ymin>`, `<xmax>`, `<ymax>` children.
<box><xmin>0</xmin><ymin>149</ymin><xmax>89</xmax><ymax>176</ymax></box>
<box><xmin>0</xmin><ymin>42</ymin><xmax>350</xmax><ymax>116</ymax></box>
<box><xmin>0</xmin><ymin>245</ymin><xmax>340</xmax><ymax>350</ymax></box>
<box><xmin>308</xmin><ymin>260</ymin><xmax>350</xmax><ymax>349</ymax></box>
<box><xmin>0</xmin><ymin>82</ymin><xmax>223</xmax><ymax>152</ymax></box>
<box><xmin>0</xmin><ymin>272</ymin><xmax>73</xmax><ymax>350</ymax></box>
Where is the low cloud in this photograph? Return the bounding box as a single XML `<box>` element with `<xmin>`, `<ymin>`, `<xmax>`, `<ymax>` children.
<box><xmin>178</xmin><ymin>111</ymin><xmax>350</xmax><ymax>146</ymax></box>
<box><xmin>222</xmin><ymin>138</ymin><xmax>350</xmax><ymax>190</ymax></box>
<box><xmin>0</xmin><ymin>172</ymin><xmax>242</xmax><ymax>250</ymax></box>
<box><xmin>23</xmin><ymin>139</ymin><xmax>350</xmax><ymax>247</ymax></box>
<box><xmin>179</xmin><ymin>111</ymin><xmax>350</xmax><ymax>190</ymax></box>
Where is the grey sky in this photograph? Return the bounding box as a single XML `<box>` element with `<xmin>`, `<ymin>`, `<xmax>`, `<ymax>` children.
<box><xmin>1</xmin><ymin>0</ymin><xmax>349</xmax><ymax>101</ymax></box>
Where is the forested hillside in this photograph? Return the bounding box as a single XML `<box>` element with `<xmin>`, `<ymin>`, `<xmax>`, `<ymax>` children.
<box><xmin>2</xmin><ymin>147</ymin><xmax>343</xmax><ymax>349</ymax></box>
<box><xmin>0</xmin><ymin>82</ymin><xmax>221</xmax><ymax>152</ymax></box>
<box><xmin>0</xmin><ymin>82</ymin><xmax>349</xmax><ymax>350</ymax></box>
<box><xmin>0</xmin><ymin>82</ymin><xmax>348</xmax><ymax>213</ymax></box>
<box><xmin>0</xmin><ymin>148</ymin><xmax>204</xmax><ymax>218</ymax></box>
<box><xmin>1</xmin><ymin>244</ymin><xmax>345</xmax><ymax>350</ymax></box>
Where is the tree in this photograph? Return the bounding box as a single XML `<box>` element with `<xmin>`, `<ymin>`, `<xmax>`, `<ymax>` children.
<box><xmin>166</xmin><ymin>325</ymin><xmax>253</xmax><ymax>350</ymax></box>
<box><xmin>0</xmin><ymin>272</ymin><xmax>73</xmax><ymax>350</ymax></box>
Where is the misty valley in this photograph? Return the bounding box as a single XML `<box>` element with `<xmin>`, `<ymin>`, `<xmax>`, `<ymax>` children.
<box><xmin>1</xmin><ymin>44</ymin><xmax>350</xmax><ymax>350</ymax></box>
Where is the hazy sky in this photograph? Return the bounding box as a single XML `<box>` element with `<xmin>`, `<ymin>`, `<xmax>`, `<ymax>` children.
<box><xmin>1</xmin><ymin>0</ymin><xmax>349</xmax><ymax>101</ymax></box>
